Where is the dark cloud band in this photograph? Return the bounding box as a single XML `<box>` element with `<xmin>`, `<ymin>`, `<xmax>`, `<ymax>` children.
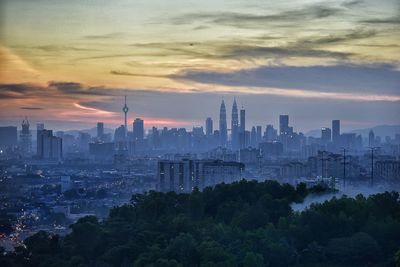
<box><xmin>173</xmin><ymin>63</ymin><xmax>400</xmax><ymax>95</ymax></box>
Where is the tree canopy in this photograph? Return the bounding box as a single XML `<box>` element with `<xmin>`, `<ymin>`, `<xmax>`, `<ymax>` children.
<box><xmin>1</xmin><ymin>180</ymin><xmax>399</xmax><ymax>267</ymax></box>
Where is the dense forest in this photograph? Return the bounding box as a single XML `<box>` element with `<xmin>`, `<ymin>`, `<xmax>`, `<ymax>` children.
<box><xmin>1</xmin><ymin>180</ymin><xmax>400</xmax><ymax>267</ymax></box>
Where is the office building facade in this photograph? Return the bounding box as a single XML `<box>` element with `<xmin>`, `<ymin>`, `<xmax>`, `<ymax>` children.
<box><xmin>158</xmin><ymin>159</ymin><xmax>244</xmax><ymax>193</ymax></box>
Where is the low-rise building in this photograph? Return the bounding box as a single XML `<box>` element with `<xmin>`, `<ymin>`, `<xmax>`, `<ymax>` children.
<box><xmin>157</xmin><ymin>159</ymin><xmax>244</xmax><ymax>193</ymax></box>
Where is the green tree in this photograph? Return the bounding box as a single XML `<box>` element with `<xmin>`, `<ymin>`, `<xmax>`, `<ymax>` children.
<box><xmin>395</xmin><ymin>248</ymin><xmax>400</xmax><ymax>267</ymax></box>
<box><xmin>243</xmin><ymin>252</ymin><xmax>264</xmax><ymax>267</ymax></box>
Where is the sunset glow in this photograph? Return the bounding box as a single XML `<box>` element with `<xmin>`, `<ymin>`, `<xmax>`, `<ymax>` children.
<box><xmin>1</xmin><ymin>0</ymin><xmax>399</xmax><ymax>131</ymax></box>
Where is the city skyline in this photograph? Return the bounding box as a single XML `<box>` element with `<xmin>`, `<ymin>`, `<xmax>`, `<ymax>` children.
<box><xmin>0</xmin><ymin>2</ymin><xmax>399</xmax><ymax>265</ymax></box>
<box><xmin>1</xmin><ymin>96</ymin><xmax>399</xmax><ymax>135</ymax></box>
<box><xmin>1</xmin><ymin>0</ymin><xmax>399</xmax><ymax>131</ymax></box>
<box><xmin>3</xmin><ymin>98</ymin><xmax>399</xmax><ymax>143</ymax></box>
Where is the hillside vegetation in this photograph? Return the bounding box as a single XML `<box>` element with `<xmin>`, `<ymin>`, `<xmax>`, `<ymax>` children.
<box><xmin>1</xmin><ymin>180</ymin><xmax>400</xmax><ymax>267</ymax></box>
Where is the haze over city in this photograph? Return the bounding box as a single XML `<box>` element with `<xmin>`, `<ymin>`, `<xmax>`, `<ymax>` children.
<box><xmin>1</xmin><ymin>0</ymin><xmax>399</xmax><ymax>131</ymax></box>
<box><xmin>1</xmin><ymin>1</ymin><xmax>400</xmax><ymax>266</ymax></box>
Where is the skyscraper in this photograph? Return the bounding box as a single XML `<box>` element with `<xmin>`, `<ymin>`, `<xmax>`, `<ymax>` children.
<box><xmin>115</xmin><ymin>125</ymin><xmax>126</xmax><ymax>143</ymax></box>
<box><xmin>279</xmin><ymin>115</ymin><xmax>289</xmax><ymax>135</ymax></box>
<box><xmin>20</xmin><ymin>117</ymin><xmax>32</xmax><ymax>156</ymax></box>
<box><xmin>231</xmin><ymin>98</ymin><xmax>239</xmax><ymax>149</ymax></box>
<box><xmin>205</xmin><ymin>117</ymin><xmax>213</xmax><ymax>136</ymax></box>
<box><xmin>36</xmin><ymin>123</ymin><xmax>44</xmax><ymax>156</ymax></box>
<box><xmin>122</xmin><ymin>95</ymin><xmax>129</xmax><ymax>137</ymax></box>
<box><xmin>37</xmin><ymin>129</ymin><xmax>62</xmax><ymax>160</ymax></box>
<box><xmin>250</xmin><ymin>126</ymin><xmax>257</xmax><ymax>147</ymax></box>
<box><xmin>0</xmin><ymin>126</ymin><xmax>17</xmax><ymax>149</ymax></box>
<box><xmin>321</xmin><ymin>127</ymin><xmax>332</xmax><ymax>144</ymax></box>
<box><xmin>97</xmin><ymin>122</ymin><xmax>104</xmax><ymax>140</ymax></box>
<box><xmin>78</xmin><ymin>132</ymin><xmax>90</xmax><ymax>153</ymax></box>
<box><xmin>37</xmin><ymin>123</ymin><xmax>44</xmax><ymax>132</ymax></box>
<box><xmin>369</xmin><ymin>130</ymin><xmax>375</xmax><ymax>147</ymax></box>
<box><xmin>256</xmin><ymin>126</ymin><xmax>262</xmax><ymax>144</ymax></box>
<box><xmin>133</xmin><ymin>118</ymin><xmax>144</xmax><ymax>141</ymax></box>
<box><xmin>240</xmin><ymin>107</ymin><xmax>245</xmax><ymax>133</ymax></box>
<box><xmin>239</xmin><ymin>107</ymin><xmax>246</xmax><ymax>148</ymax></box>
<box><xmin>219</xmin><ymin>100</ymin><xmax>227</xmax><ymax>146</ymax></box>
<box><xmin>265</xmin><ymin>125</ymin><xmax>278</xmax><ymax>141</ymax></box>
<box><xmin>332</xmin><ymin>120</ymin><xmax>340</xmax><ymax>145</ymax></box>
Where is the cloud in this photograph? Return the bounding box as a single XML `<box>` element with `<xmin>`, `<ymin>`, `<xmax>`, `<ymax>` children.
<box><xmin>342</xmin><ymin>0</ymin><xmax>365</xmax><ymax>8</ymax></box>
<box><xmin>193</xmin><ymin>25</ymin><xmax>209</xmax><ymax>30</ymax></box>
<box><xmin>48</xmin><ymin>81</ymin><xmax>82</xmax><ymax>91</ymax></box>
<box><xmin>82</xmin><ymin>32</ymin><xmax>125</xmax><ymax>40</ymax></box>
<box><xmin>73</xmin><ymin>103</ymin><xmax>117</xmax><ymax>117</ymax></box>
<box><xmin>173</xmin><ymin>63</ymin><xmax>400</xmax><ymax>96</ymax></box>
<box><xmin>1</xmin><ymin>79</ymin><xmax>399</xmax><ymax>131</ymax></box>
<box><xmin>48</xmin><ymin>81</ymin><xmax>115</xmax><ymax>96</ymax></box>
<box><xmin>20</xmin><ymin>107</ymin><xmax>44</xmax><ymax>110</ymax></box>
<box><xmin>0</xmin><ymin>83</ymin><xmax>30</xmax><ymax>94</ymax></box>
<box><xmin>73</xmin><ymin>29</ymin><xmax>374</xmax><ymax>66</ymax></box>
<box><xmin>293</xmin><ymin>29</ymin><xmax>377</xmax><ymax>46</ymax></box>
<box><xmin>126</xmin><ymin>40</ymin><xmax>353</xmax><ymax>62</ymax></box>
<box><xmin>171</xmin><ymin>5</ymin><xmax>343</xmax><ymax>29</ymax></box>
<box><xmin>0</xmin><ymin>82</ymin><xmax>124</xmax><ymax>101</ymax></box>
<box><xmin>361</xmin><ymin>16</ymin><xmax>400</xmax><ymax>24</ymax></box>
<box><xmin>0</xmin><ymin>82</ymin><xmax>118</xmax><ymax>100</ymax></box>
<box><xmin>0</xmin><ymin>83</ymin><xmax>43</xmax><ymax>99</ymax></box>
<box><xmin>33</xmin><ymin>45</ymin><xmax>98</xmax><ymax>52</ymax></box>
<box><xmin>0</xmin><ymin>46</ymin><xmax>42</xmax><ymax>84</ymax></box>
<box><xmin>110</xmin><ymin>70</ymin><xmax>168</xmax><ymax>78</ymax></box>
<box><xmin>217</xmin><ymin>45</ymin><xmax>353</xmax><ymax>60</ymax></box>
<box><xmin>0</xmin><ymin>81</ymin><xmax>199</xmax><ymax>103</ymax></box>
<box><xmin>74</xmin><ymin>54</ymin><xmax>140</xmax><ymax>61</ymax></box>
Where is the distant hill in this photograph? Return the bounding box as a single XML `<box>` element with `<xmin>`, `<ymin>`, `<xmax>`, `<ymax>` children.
<box><xmin>305</xmin><ymin>129</ymin><xmax>322</xmax><ymax>138</ymax></box>
<box><xmin>350</xmin><ymin>125</ymin><xmax>400</xmax><ymax>138</ymax></box>
<box><xmin>306</xmin><ymin>125</ymin><xmax>400</xmax><ymax>138</ymax></box>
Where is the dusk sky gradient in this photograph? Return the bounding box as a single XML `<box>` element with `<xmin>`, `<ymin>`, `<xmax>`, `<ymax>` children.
<box><xmin>0</xmin><ymin>0</ymin><xmax>399</xmax><ymax>132</ymax></box>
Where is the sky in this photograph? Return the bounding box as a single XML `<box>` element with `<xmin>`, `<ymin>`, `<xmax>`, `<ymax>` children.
<box><xmin>0</xmin><ymin>0</ymin><xmax>399</xmax><ymax>133</ymax></box>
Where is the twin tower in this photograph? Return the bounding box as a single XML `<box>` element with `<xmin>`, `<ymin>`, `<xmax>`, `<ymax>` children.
<box><xmin>219</xmin><ymin>99</ymin><xmax>245</xmax><ymax>149</ymax></box>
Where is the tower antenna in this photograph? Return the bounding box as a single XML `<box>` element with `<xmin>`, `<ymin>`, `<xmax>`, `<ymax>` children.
<box><xmin>122</xmin><ymin>94</ymin><xmax>129</xmax><ymax>137</ymax></box>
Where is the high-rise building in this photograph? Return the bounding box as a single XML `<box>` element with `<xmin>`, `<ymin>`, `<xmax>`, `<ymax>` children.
<box><xmin>219</xmin><ymin>100</ymin><xmax>227</xmax><ymax>147</ymax></box>
<box><xmin>97</xmin><ymin>122</ymin><xmax>104</xmax><ymax>140</ymax></box>
<box><xmin>38</xmin><ymin>129</ymin><xmax>51</xmax><ymax>158</ymax></box>
<box><xmin>341</xmin><ymin>133</ymin><xmax>357</xmax><ymax>149</ymax></box>
<box><xmin>205</xmin><ymin>117</ymin><xmax>213</xmax><ymax>136</ymax></box>
<box><xmin>259</xmin><ymin>141</ymin><xmax>283</xmax><ymax>159</ymax></box>
<box><xmin>250</xmin><ymin>126</ymin><xmax>257</xmax><ymax>147</ymax></box>
<box><xmin>114</xmin><ymin>125</ymin><xmax>126</xmax><ymax>142</ymax></box>
<box><xmin>238</xmin><ymin>107</ymin><xmax>246</xmax><ymax>149</ymax></box>
<box><xmin>265</xmin><ymin>125</ymin><xmax>278</xmax><ymax>141</ymax></box>
<box><xmin>115</xmin><ymin>125</ymin><xmax>128</xmax><ymax>152</ymax></box>
<box><xmin>36</xmin><ymin>123</ymin><xmax>44</xmax><ymax>156</ymax></box>
<box><xmin>279</xmin><ymin>115</ymin><xmax>289</xmax><ymax>135</ymax></box>
<box><xmin>89</xmin><ymin>142</ymin><xmax>115</xmax><ymax>161</ymax></box>
<box><xmin>37</xmin><ymin>129</ymin><xmax>62</xmax><ymax>160</ymax></box>
<box><xmin>133</xmin><ymin>118</ymin><xmax>144</xmax><ymax>141</ymax></box>
<box><xmin>20</xmin><ymin>117</ymin><xmax>32</xmax><ymax>156</ymax></box>
<box><xmin>256</xmin><ymin>126</ymin><xmax>262</xmax><ymax>144</ymax></box>
<box><xmin>321</xmin><ymin>127</ymin><xmax>332</xmax><ymax>144</ymax></box>
<box><xmin>239</xmin><ymin>147</ymin><xmax>260</xmax><ymax>164</ymax></box>
<box><xmin>369</xmin><ymin>130</ymin><xmax>375</xmax><ymax>147</ymax></box>
<box><xmin>157</xmin><ymin>159</ymin><xmax>244</xmax><ymax>193</ymax></box>
<box><xmin>231</xmin><ymin>98</ymin><xmax>239</xmax><ymax>149</ymax></box>
<box><xmin>78</xmin><ymin>132</ymin><xmax>91</xmax><ymax>152</ymax></box>
<box><xmin>122</xmin><ymin>95</ymin><xmax>129</xmax><ymax>137</ymax></box>
<box><xmin>240</xmin><ymin>107</ymin><xmax>245</xmax><ymax>133</ymax></box>
<box><xmin>55</xmin><ymin>131</ymin><xmax>64</xmax><ymax>139</ymax></box>
<box><xmin>0</xmin><ymin>126</ymin><xmax>18</xmax><ymax>149</ymax></box>
<box><xmin>332</xmin><ymin>120</ymin><xmax>340</xmax><ymax>145</ymax></box>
